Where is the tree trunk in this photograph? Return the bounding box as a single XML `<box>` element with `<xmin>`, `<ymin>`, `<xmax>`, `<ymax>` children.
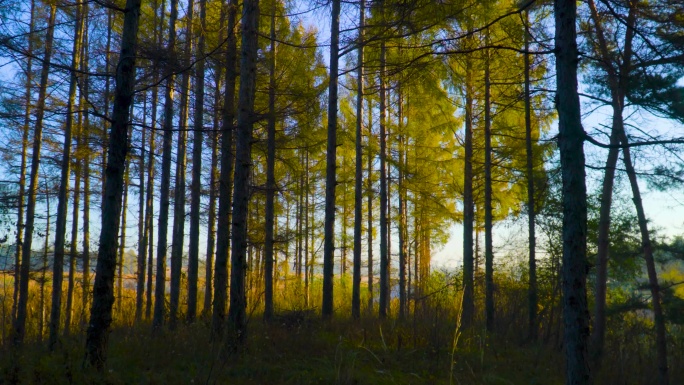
<box><xmin>85</xmin><ymin>0</ymin><xmax>143</xmax><ymax>369</ymax></box>
<box><xmin>39</xmin><ymin>184</ymin><xmax>51</xmax><ymax>342</ymax></box>
<box><xmin>65</xmin><ymin>121</ymin><xmax>82</xmax><ymax>336</ymax></box>
<box><xmin>117</xmin><ymin>161</ymin><xmax>130</xmax><ymax>315</ymax></box>
<box><xmin>461</xmin><ymin>39</ymin><xmax>475</xmax><ymax>328</ymax></box>
<box><xmin>322</xmin><ymin>0</ymin><xmax>341</xmax><ymax>319</ymax></box>
<box><xmin>188</xmin><ymin>0</ymin><xmax>208</xmax><ymax>323</ymax></box>
<box><xmin>367</xmin><ymin>106</ymin><xmax>374</xmax><ymax>314</ymax></box>
<box><xmin>13</xmin><ymin>3</ymin><xmax>57</xmax><ymax>347</ymax></box>
<box><xmin>554</xmin><ymin>0</ymin><xmax>591</xmax><ymax>382</ymax></box>
<box><xmin>153</xmin><ymin>0</ymin><xmax>180</xmax><ymax>331</ymax></box>
<box><xmin>50</xmin><ymin>0</ymin><xmax>84</xmax><ymax>349</ymax></box>
<box><xmin>227</xmin><ymin>0</ymin><xmax>260</xmax><ymax>344</ymax></box>
<box><xmin>352</xmin><ymin>0</ymin><xmax>365</xmax><ymax>319</ymax></box>
<box><xmin>80</xmin><ymin>6</ymin><xmax>91</xmax><ymax>326</ymax></box>
<box><xmin>212</xmin><ymin>0</ymin><xmax>238</xmax><ymax>337</ymax></box>
<box><xmin>619</xmin><ymin>131</ymin><xmax>669</xmax><ymax>385</ymax></box>
<box><xmin>13</xmin><ymin>0</ymin><xmax>35</xmax><ymax>324</ymax></box>
<box><xmin>586</xmin><ymin>0</ymin><xmax>636</xmax><ymax>367</ymax></box>
<box><xmin>378</xmin><ymin>41</ymin><xmax>389</xmax><ymax>319</ymax></box>
<box><xmin>136</xmin><ymin>95</ymin><xmax>147</xmax><ymax>323</ymax></box>
<box><xmin>524</xmin><ymin>12</ymin><xmax>538</xmax><ymax>341</ymax></box>
<box><xmin>263</xmin><ymin>1</ymin><xmax>277</xmax><ymax>321</ymax></box>
<box><xmin>204</xmin><ymin>64</ymin><xmax>221</xmax><ymax>317</ymax></box>
<box><xmin>483</xmin><ymin>45</ymin><xmax>494</xmax><ymax>333</ymax></box>
<box><xmin>398</xmin><ymin>92</ymin><xmax>407</xmax><ymax>320</ymax></box>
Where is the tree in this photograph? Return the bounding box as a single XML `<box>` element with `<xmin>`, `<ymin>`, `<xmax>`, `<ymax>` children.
<box><xmin>554</xmin><ymin>0</ymin><xmax>591</xmax><ymax>382</ymax></box>
<box><xmin>85</xmin><ymin>0</ymin><xmax>144</xmax><ymax>368</ymax></box>
<box><xmin>322</xmin><ymin>0</ymin><xmax>341</xmax><ymax>319</ymax></box>
<box><xmin>13</xmin><ymin>2</ymin><xmax>57</xmax><ymax>347</ymax></box>
<box><xmin>228</xmin><ymin>0</ymin><xmax>260</xmax><ymax>344</ymax></box>
<box><xmin>153</xmin><ymin>0</ymin><xmax>180</xmax><ymax>332</ymax></box>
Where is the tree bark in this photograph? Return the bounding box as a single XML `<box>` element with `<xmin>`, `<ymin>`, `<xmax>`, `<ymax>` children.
<box><xmin>136</xmin><ymin>95</ymin><xmax>147</xmax><ymax>323</ymax></box>
<box><xmin>13</xmin><ymin>0</ymin><xmax>35</xmax><ymax>324</ymax></box>
<box><xmin>554</xmin><ymin>0</ymin><xmax>591</xmax><ymax>382</ymax></box>
<box><xmin>461</xmin><ymin>42</ymin><xmax>475</xmax><ymax>329</ymax></box>
<box><xmin>352</xmin><ymin>0</ymin><xmax>365</xmax><ymax>319</ymax></box>
<box><xmin>483</xmin><ymin>44</ymin><xmax>494</xmax><ymax>333</ymax></box>
<box><xmin>618</xmin><ymin>130</ymin><xmax>669</xmax><ymax>385</ymax></box>
<box><xmin>85</xmin><ymin>0</ymin><xmax>143</xmax><ymax>368</ymax></box>
<box><xmin>523</xmin><ymin>11</ymin><xmax>537</xmax><ymax>341</ymax></box>
<box><xmin>586</xmin><ymin>0</ymin><xmax>636</xmax><ymax>367</ymax></box>
<box><xmin>188</xmin><ymin>0</ymin><xmax>208</xmax><ymax>323</ymax></box>
<box><xmin>263</xmin><ymin>0</ymin><xmax>277</xmax><ymax>321</ymax></box>
<box><xmin>13</xmin><ymin>3</ymin><xmax>57</xmax><ymax>347</ymax></box>
<box><xmin>212</xmin><ymin>0</ymin><xmax>238</xmax><ymax>337</ymax></box>
<box><xmin>153</xmin><ymin>0</ymin><xmax>180</xmax><ymax>331</ymax></box>
<box><xmin>378</xmin><ymin>41</ymin><xmax>389</xmax><ymax>319</ymax></box>
<box><xmin>50</xmin><ymin>0</ymin><xmax>84</xmax><ymax>349</ymax></box>
<box><xmin>228</xmin><ymin>0</ymin><xmax>260</xmax><ymax>344</ymax></box>
<box><xmin>322</xmin><ymin>0</ymin><xmax>341</xmax><ymax>319</ymax></box>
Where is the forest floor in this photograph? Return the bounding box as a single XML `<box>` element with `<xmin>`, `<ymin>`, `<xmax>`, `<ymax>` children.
<box><xmin>1</xmin><ymin>314</ymin><xmax>566</xmax><ymax>385</ymax></box>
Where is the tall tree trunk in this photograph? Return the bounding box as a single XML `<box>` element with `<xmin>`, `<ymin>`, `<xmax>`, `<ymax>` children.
<box><xmin>80</xmin><ymin>5</ymin><xmax>92</xmax><ymax>326</ymax></box>
<box><xmin>101</xmin><ymin>9</ymin><xmax>113</xmax><ymax>204</ymax></box>
<box><xmin>117</xmin><ymin>162</ymin><xmax>130</xmax><ymax>315</ymax></box>
<box><xmin>145</xmin><ymin>0</ymin><xmax>165</xmax><ymax>322</ymax></box>
<box><xmin>322</xmin><ymin>0</ymin><xmax>341</xmax><ymax>319</ymax></box>
<box><xmin>85</xmin><ymin>0</ymin><xmax>143</xmax><ymax>368</ymax></box>
<box><xmin>461</xmin><ymin>43</ymin><xmax>475</xmax><ymax>329</ymax></box>
<box><xmin>398</xmin><ymin>92</ymin><xmax>407</xmax><ymax>320</ymax></box>
<box><xmin>618</xmin><ymin>131</ymin><xmax>669</xmax><ymax>385</ymax></box>
<box><xmin>263</xmin><ymin>0</ymin><xmax>277</xmax><ymax>321</ymax></box>
<box><xmin>204</xmin><ymin>66</ymin><xmax>221</xmax><ymax>317</ymax></box>
<box><xmin>304</xmin><ymin>150</ymin><xmax>310</xmax><ymax>307</ymax></box>
<box><xmin>366</xmin><ymin>107</ymin><xmax>374</xmax><ymax>314</ymax></box>
<box><xmin>378</xmin><ymin>41</ymin><xmax>389</xmax><ymax>319</ymax></box>
<box><xmin>13</xmin><ymin>3</ymin><xmax>57</xmax><ymax>347</ymax></box>
<box><xmin>212</xmin><ymin>0</ymin><xmax>238</xmax><ymax>337</ymax></box>
<box><xmin>13</xmin><ymin>0</ymin><xmax>35</xmax><ymax>323</ymax></box>
<box><xmin>153</xmin><ymin>0</ymin><xmax>180</xmax><ymax>331</ymax></box>
<box><xmin>65</xmin><ymin>123</ymin><xmax>82</xmax><ymax>336</ymax></box>
<box><xmin>188</xmin><ymin>0</ymin><xmax>208</xmax><ymax>323</ymax></box>
<box><xmin>169</xmin><ymin>0</ymin><xmax>194</xmax><ymax>329</ymax></box>
<box><xmin>50</xmin><ymin>0</ymin><xmax>84</xmax><ymax>349</ymax></box>
<box><xmin>39</xmin><ymin>183</ymin><xmax>51</xmax><ymax>342</ymax></box>
<box><xmin>586</xmin><ymin>0</ymin><xmax>636</xmax><ymax>367</ymax></box>
<box><xmin>524</xmin><ymin>11</ymin><xmax>538</xmax><ymax>341</ymax></box>
<box><xmin>227</xmin><ymin>0</ymin><xmax>260</xmax><ymax>344</ymax></box>
<box><xmin>554</xmin><ymin>0</ymin><xmax>591</xmax><ymax>382</ymax></box>
<box><xmin>352</xmin><ymin>0</ymin><xmax>365</xmax><ymax>319</ymax></box>
<box><xmin>483</xmin><ymin>45</ymin><xmax>494</xmax><ymax>333</ymax></box>
<box><xmin>136</xmin><ymin>96</ymin><xmax>147</xmax><ymax>323</ymax></box>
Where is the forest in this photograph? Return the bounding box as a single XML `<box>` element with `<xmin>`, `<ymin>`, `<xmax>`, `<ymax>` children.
<box><xmin>0</xmin><ymin>0</ymin><xmax>683</xmax><ymax>383</ymax></box>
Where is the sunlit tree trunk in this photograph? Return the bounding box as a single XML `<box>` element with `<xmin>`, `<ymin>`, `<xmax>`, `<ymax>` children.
<box><xmin>13</xmin><ymin>0</ymin><xmax>35</xmax><ymax>324</ymax></box>
<box><xmin>50</xmin><ymin>0</ymin><xmax>84</xmax><ymax>349</ymax></box>
<box><xmin>13</xmin><ymin>3</ymin><xmax>57</xmax><ymax>347</ymax></box>
<box><xmin>263</xmin><ymin>0</ymin><xmax>277</xmax><ymax>321</ymax></box>
<box><xmin>378</xmin><ymin>41</ymin><xmax>389</xmax><ymax>319</ymax></box>
<box><xmin>523</xmin><ymin>11</ymin><xmax>537</xmax><ymax>341</ymax></box>
<box><xmin>483</xmin><ymin>44</ymin><xmax>494</xmax><ymax>333</ymax></box>
<box><xmin>352</xmin><ymin>0</ymin><xmax>365</xmax><ymax>319</ymax></box>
